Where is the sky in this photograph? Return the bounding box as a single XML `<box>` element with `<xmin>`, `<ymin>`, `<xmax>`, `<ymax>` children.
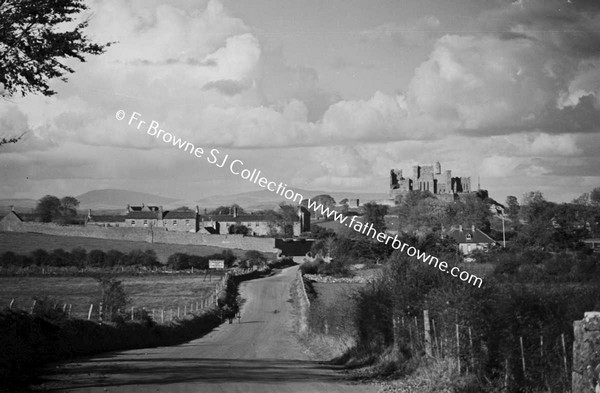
<box><xmin>1</xmin><ymin>0</ymin><xmax>599</xmax><ymax>205</ymax></box>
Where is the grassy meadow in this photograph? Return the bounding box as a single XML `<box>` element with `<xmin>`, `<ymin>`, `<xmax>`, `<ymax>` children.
<box><xmin>0</xmin><ymin>274</ymin><xmax>224</xmax><ymax>320</ymax></box>
<box><xmin>0</xmin><ymin>232</ymin><xmax>272</xmax><ymax>262</ymax></box>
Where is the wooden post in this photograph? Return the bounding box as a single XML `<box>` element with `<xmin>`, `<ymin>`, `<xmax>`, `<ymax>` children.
<box><xmin>131</xmin><ymin>306</ymin><xmax>134</xmax><ymax>321</ymax></box>
<box><xmin>424</xmin><ymin>310</ymin><xmax>432</xmax><ymax>357</ymax></box>
<box><xmin>68</xmin><ymin>304</ymin><xmax>72</xmax><ymax>318</ymax></box>
<box><xmin>414</xmin><ymin>316</ymin><xmax>419</xmax><ymax>347</ymax></box>
<box><xmin>30</xmin><ymin>300</ymin><xmax>36</xmax><ymax>313</ymax></box>
<box><xmin>99</xmin><ymin>302</ymin><xmax>103</xmax><ymax>322</ymax></box>
<box><xmin>170</xmin><ymin>309</ymin><xmax>173</xmax><ymax>321</ymax></box>
<box><xmin>540</xmin><ymin>335</ymin><xmax>543</xmax><ymax>358</ymax></box>
<box><xmin>392</xmin><ymin>312</ymin><xmax>401</xmax><ymax>360</ymax></box>
<box><xmin>468</xmin><ymin>326</ymin><xmax>474</xmax><ymax>371</ymax></box>
<box><xmin>520</xmin><ymin>336</ymin><xmax>526</xmax><ymax>374</ymax></box>
<box><xmin>152</xmin><ymin>309</ymin><xmax>155</xmax><ymax>320</ymax></box>
<box><xmin>456</xmin><ymin>324</ymin><xmax>461</xmax><ymax>374</ymax></box>
<box><xmin>184</xmin><ymin>305</ymin><xmax>187</xmax><ymax>315</ymax></box>
<box><xmin>432</xmin><ymin>319</ymin><xmax>439</xmax><ymax>358</ymax></box>
<box><xmin>561</xmin><ymin>333</ymin><xmax>568</xmax><ymax>376</ymax></box>
<box><xmin>408</xmin><ymin>323</ymin><xmax>414</xmax><ymax>354</ymax></box>
<box><xmin>87</xmin><ymin>304</ymin><xmax>94</xmax><ymax>320</ymax></box>
<box><xmin>505</xmin><ymin>359</ymin><xmax>509</xmax><ymax>390</ymax></box>
<box><xmin>177</xmin><ymin>306</ymin><xmax>180</xmax><ymax>318</ymax></box>
<box><xmin>9</xmin><ymin>298</ymin><xmax>14</xmax><ymax>309</ymax></box>
<box><xmin>161</xmin><ymin>309</ymin><xmax>164</xmax><ymax>323</ymax></box>
<box><xmin>196</xmin><ymin>302</ymin><xmax>198</xmax><ymax>311</ymax></box>
<box><xmin>62</xmin><ymin>303</ymin><xmax>67</xmax><ymax>313</ymax></box>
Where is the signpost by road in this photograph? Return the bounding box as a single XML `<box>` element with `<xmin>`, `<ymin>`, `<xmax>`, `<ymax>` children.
<box><xmin>209</xmin><ymin>259</ymin><xmax>225</xmax><ymax>269</ymax></box>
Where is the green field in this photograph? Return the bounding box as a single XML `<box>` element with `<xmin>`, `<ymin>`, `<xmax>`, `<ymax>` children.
<box><xmin>0</xmin><ymin>274</ymin><xmax>225</xmax><ymax>320</ymax></box>
<box><xmin>0</xmin><ymin>232</ymin><xmax>274</xmax><ymax>262</ymax></box>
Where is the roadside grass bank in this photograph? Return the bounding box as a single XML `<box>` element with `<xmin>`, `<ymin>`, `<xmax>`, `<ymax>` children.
<box><xmin>0</xmin><ymin>266</ymin><xmax>277</xmax><ymax>391</ymax></box>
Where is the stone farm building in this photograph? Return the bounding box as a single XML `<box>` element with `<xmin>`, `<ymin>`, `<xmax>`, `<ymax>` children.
<box><xmin>390</xmin><ymin>162</ymin><xmax>471</xmax><ymax>201</ymax></box>
<box><xmin>86</xmin><ymin>204</ymin><xmax>311</xmax><ymax>237</ymax></box>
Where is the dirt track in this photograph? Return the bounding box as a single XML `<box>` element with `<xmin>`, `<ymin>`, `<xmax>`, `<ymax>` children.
<box><xmin>34</xmin><ymin>266</ymin><xmax>377</xmax><ymax>392</ymax></box>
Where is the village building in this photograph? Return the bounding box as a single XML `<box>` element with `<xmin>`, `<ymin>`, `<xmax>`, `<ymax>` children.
<box><xmin>200</xmin><ymin>206</ymin><xmax>310</xmax><ymax>236</ymax></box>
<box><xmin>84</xmin><ymin>204</ymin><xmax>310</xmax><ymax>237</ymax></box>
<box><xmin>446</xmin><ymin>224</ymin><xmax>497</xmax><ymax>256</ymax></box>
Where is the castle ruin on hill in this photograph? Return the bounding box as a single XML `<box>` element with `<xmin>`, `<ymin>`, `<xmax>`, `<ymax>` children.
<box><xmin>390</xmin><ymin>162</ymin><xmax>471</xmax><ymax>201</ymax></box>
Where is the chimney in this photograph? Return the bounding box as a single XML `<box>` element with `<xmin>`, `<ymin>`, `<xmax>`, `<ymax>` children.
<box><xmin>459</xmin><ymin>225</ymin><xmax>463</xmax><ymax>232</ymax></box>
<box><xmin>10</xmin><ymin>205</ymin><xmax>14</xmax><ymax>212</ymax></box>
<box><xmin>233</xmin><ymin>206</ymin><xmax>237</xmax><ymax>218</ymax></box>
<box><xmin>127</xmin><ymin>204</ymin><xmax>131</xmax><ymax>212</ymax></box>
<box><xmin>472</xmin><ymin>224</ymin><xmax>475</xmax><ymax>232</ymax></box>
<box><xmin>195</xmin><ymin>205</ymin><xmax>199</xmax><ymax>214</ymax></box>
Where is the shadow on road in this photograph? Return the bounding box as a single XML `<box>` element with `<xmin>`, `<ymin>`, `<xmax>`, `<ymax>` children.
<box><xmin>40</xmin><ymin>357</ymin><xmax>347</xmax><ymax>391</ymax></box>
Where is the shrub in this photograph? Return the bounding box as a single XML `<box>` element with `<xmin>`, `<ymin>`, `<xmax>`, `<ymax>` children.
<box><xmin>87</xmin><ymin>249</ymin><xmax>106</xmax><ymax>268</ymax></box>
<box><xmin>96</xmin><ymin>277</ymin><xmax>129</xmax><ymax>322</ymax></box>
<box><xmin>167</xmin><ymin>253</ymin><xmax>190</xmax><ymax>270</ymax></box>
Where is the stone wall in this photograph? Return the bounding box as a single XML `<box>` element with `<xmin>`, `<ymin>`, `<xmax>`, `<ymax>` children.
<box><xmin>572</xmin><ymin>312</ymin><xmax>600</xmax><ymax>393</ymax></box>
<box><xmin>295</xmin><ymin>269</ymin><xmax>310</xmax><ymax>334</ymax></box>
<box><xmin>1</xmin><ymin>220</ymin><xmax>278</xmax><ymax>254</ymax></box>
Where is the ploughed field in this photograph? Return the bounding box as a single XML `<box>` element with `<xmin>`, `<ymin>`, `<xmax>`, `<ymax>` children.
<box><xmin>0</xmin><ymin>274</ymin><xmax>224</xmax><ymax>319</ymax></box>
<box><xmin>0</xmin><ymin>232</ymin><xmax>261</xmax><ymax>262</ymax></box>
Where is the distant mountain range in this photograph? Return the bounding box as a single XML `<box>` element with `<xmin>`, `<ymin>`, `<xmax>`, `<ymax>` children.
<box><xmin>0</xmin><ymin>188</ymin><xmax>390</xmax><ymax>213</ymax></box>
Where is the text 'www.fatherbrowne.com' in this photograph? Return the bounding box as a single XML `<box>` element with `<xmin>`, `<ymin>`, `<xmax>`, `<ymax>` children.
<box><xmin>116</xmin><ymin>110</ymin><xmax>483</xmax><ymax>288</ymax></box>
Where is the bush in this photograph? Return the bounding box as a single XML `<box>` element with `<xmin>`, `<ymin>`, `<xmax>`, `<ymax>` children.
<box><xmin>96</xmin><ymin>277</ymin><xmax>129</xmax><ymax>322</ymax></box>
<box><xmin>167</xmin><ymin>253</ymin><xmax>190</xmax><ymax>270</ymax></box>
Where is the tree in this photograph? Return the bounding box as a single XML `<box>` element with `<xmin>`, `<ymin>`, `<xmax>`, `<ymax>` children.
<box><xmin>35</xmin><ymin>195</ymin><xmax>61</xmax><ymax>222</ymax></box>
<box><xmin>572</xmin><ymin>192</ymin><xmax>590</xmax><ymax>206</ymax></box>
<box><xmin>244</xmin><ymin>250</ymin><xmax>266</xmax><ymax>267</ymax></box>
<box><xmin>362</xmin><ymin>202</ymin><xmax>388</xmax><ymax>232</ymax></box>
<box><xmin>304</xmin><ymin>194</ymin><xmax>336</xmax><ymax>219</ymax></box>
<box><xmin>209</xmin><ymin>204</ymin><xmax>245</xmax><ymax>215</ymax></box>
<box><xmin>520</xmin><ymin>191</ymin><xmax>553</xmax><ymax>223</ymax></box>
<box><xmin>97</xmin><ymin>277</ymin><xmax>128</xmax><ymax>322</ymax></box>
<box><xmin>0</xmin><ymin>0</ymin><xmax>111</xmax><ymax>98</ymax></box>
<box><xmin>591</xmin><ymin>187</ymin><xmax>600</xmax><ymax>207</ymax></box>
<box><xmin>505</xmin><ymin>196</ymin><xmax>520</xmax><ymax>221</ymax></box>
<box><xmin>229</xmin><ymin>224</ymin><xmax>249</xmax><ymax>235</ymax></box>
<box><xmin>60</xmin><ymin>196</ymin><xmax>79</xmax><ymax>216</ymax></box>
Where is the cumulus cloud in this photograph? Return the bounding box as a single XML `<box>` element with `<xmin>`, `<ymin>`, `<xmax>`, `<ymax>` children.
<box><xmin>360</xmin><ymin>15</ymin><xmax>441</xmax><ymax>47</ymax></box>
<box><xmin>2</xmin><ymin>0</ymin><xmax>599</xmax><ymax>202</ymax></box>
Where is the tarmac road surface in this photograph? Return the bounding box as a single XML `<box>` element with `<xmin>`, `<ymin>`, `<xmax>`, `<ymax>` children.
<box><xmin>33</xmin><ymin>266</ymin><xmax>377</xmax><ymax>393</ymax></box>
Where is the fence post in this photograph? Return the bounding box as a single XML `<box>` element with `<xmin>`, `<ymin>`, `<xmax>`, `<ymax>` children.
<box><xmin>424</xmin><ymin>310</ymin><xmax>432</xmax><ymax>357</ymax></box>
<box><xmin>177</xmin><ymin>306</ymin><xmax>180</xmax><ymax>318</ymax></box>
<box><xmin>456</xmin><ymin>324</ymin><xmax>461</xmax><ymax>374</ymax></box>
<box><xmin>99</xmin><ymin>302</ymin><xmax>103</xmax><ymax>322</ymax></box>
<box><xmin>68</xmin><ymin>304</ymin><xmax>72</xmax><ymax>318</ymax></box>
<box><xmin>30</xmin><ymin>300</ymin><xmax>36</xmax><ymax>313</ymax></box>
<box><xmin>561</xmin><ymin>333</ymin><xmax>568</xmax><ymax>376</ymax></box>
<box><xmin>87</xmin><ymin>304</ymin><xmax>94</xmax><ymax>320</ymax></box>
<box><xmin>196</xmin><ymin>302</ymin><xmax>198</xmax><ymax>311</ymax></box>
<box><xmin>184</xmin><ymin>305</ymin><xmax>187</xmax><ymax>315</ymax></box>
<box><xmin>432</xmin><ymin>319</ymin><xmax>439</xmax><ymax>358</ymax></box>
<box><xmin>9</xmin><ymin>298</ymin><xmax>14</xmax><ymax>310</ymax></box>
<box><xmin>161</xmin><ymin>309</ymin><xmax>164</xmax><ymax>323</ymax></box>
<box><xmin>468</xmin><ymin>326</ymin><xmax>474</xmax><ymax>371</ymax></box>
<box><xmin>152</xmin><ymin>309</ymin><xmax>155</xmax><ymax>320</ymax></box>
<box><xmin>520</xmin><ymin>336</ymin><xmax>526</xmax><ymax>374</ymax></box>
<box><xmin>131</xmin><ymin>306</ymin><xmax>134</xmax><ymax>321</ymax></box>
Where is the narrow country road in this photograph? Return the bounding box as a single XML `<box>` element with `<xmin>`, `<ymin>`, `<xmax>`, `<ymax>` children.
<box><xmin>33</xmin><ymin>266</ymin><xmax>377</xmax><ymax>393</ymax></box>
